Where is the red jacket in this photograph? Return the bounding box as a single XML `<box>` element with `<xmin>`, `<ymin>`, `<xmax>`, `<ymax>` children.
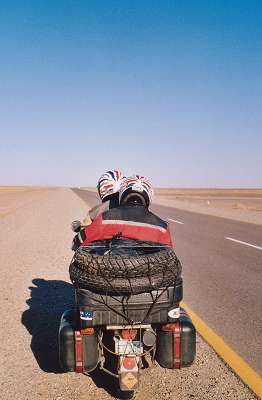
<box><xmin>81</xmin><ymin>205</ymin><xmax>173</xmax><ymax>247</ymax></box>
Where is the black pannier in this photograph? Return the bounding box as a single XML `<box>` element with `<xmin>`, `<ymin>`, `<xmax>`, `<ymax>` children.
<box><xmin>155</xmin><ymin>308</ymin><xmax>196</xmax><ymax>369</ymax></box>
<box><xmin>58</xmin><ymin>309</ymin><xmax>99</xmax><ymax>372</ymax></box>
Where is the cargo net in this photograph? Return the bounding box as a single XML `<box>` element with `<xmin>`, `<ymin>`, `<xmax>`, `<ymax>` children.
<box><xmin>69</xmin><ymin>238</ymin><xmax>181</xmax><ymax>294</ymax></box>
<box><xmin>69</xmin><ymin>237</ymin><xmax>182</xmax><ymax>324</ymax></box>
<box><xmin>85</xmin><ymin>286</ymin><xmax>173</xmax><ymax>325</ymax></box>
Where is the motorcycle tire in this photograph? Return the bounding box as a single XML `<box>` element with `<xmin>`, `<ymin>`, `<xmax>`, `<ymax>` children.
<box><xmin>71</xmin><ymin>246</ymin><xmax>181</xmax><ymax>279</ymax></box>
<box><xmin>69</xmin><ymin>262</ymin><xmax>179</xmax><ymax>295</ymax></box>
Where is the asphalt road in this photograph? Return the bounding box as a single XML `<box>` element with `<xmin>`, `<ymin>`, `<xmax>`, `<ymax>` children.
<box><xmin>73</xmin><ymin>189</ymin><xmax>262</xmax><ymax>376</ymax></box>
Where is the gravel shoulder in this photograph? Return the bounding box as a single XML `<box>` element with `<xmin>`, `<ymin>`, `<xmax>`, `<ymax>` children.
<box><xmin>0</xmin><ymin>188</ymin><xmax>258</xmax><ymax>400</ymax></box>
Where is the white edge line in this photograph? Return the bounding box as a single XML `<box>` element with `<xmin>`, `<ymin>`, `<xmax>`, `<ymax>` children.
<box><xmin>225</xmin><ymin>237</ymin><xmax>262</xmax><ymax>251</ymax></box>
<box><xmin>168</xmin><ymin>218</ymin><xmax>185</xmax><ymax>225</ymax></box>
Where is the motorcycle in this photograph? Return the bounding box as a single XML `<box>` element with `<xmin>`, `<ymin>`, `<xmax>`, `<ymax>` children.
<box><xmin>59</xmin><ymin>231</ymin><xmax>196</xmax><ymax>398</ymax></box>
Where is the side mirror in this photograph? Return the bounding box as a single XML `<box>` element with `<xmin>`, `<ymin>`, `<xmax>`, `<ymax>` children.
<box><xmin>71</xmin><ymin>220</ymin><xmax>82</xmax><ymax>232</ymax></box>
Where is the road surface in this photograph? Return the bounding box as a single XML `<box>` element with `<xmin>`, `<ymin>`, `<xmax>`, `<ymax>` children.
<box><xmin>73</xmin><ymin>189</ymin><xmax>262</xmax><ymax>377</ymax></box>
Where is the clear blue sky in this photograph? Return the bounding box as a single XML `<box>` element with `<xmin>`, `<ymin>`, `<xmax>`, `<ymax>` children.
<box><xmin>0</xmin><ymin>0</ymin><xmax>261</xmax><ymax>187</ymax></box>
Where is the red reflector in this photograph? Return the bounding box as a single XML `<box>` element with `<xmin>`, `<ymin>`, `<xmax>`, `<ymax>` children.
<box><xmin>81</xmin><ymin>327</ymin><xmax>95</xmax><ymax>335</ymax></box>
<box><xmin>161</xmin><ymin>323</ymin><xmax>177</xmax><ymax>332</ymax></box>
<box><xmin>121</xmin><ymin>329</ymin><xmax>137</xmax><ymax>340</ymax></box>
<box><xmin>122</xmin><ymin>356</ymin><xmax>137</xmax><ymax>370</ymax></box>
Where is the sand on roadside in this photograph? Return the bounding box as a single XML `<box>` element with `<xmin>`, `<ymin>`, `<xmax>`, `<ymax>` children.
<box><xmin>0</xmin><ymin>186</ymin><xmax>54</xmax><ymax>217</ymax></box>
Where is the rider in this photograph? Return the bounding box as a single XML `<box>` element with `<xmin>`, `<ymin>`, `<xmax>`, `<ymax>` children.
<box><xmin>89</xmin><ymin>169</ymin><xmax>124</xmax><ymax>221</ymax></box>
<box><xmin>72</xmin><ymin>169</ymin><xmax>124</xmax><ymax>232</ymax></box>
<box><xmin>71</xmin><ymin>169</ymin><xmax>124</xmax><ymax>249</ymax></box>
<box><xmin>79</xmin><ymin>175</ymin><xmax>173</xmax><ymax>248</ymax></box>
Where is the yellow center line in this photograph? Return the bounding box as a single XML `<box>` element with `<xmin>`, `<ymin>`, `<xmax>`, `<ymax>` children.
<box><xmin>181</xmin><ymin>302</ymin><xmax>262</xmax><ymax>399</ymax></box>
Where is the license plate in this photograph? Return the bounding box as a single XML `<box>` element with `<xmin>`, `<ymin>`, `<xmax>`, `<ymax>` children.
<box><xmin>116</xmin><ymin>340</ymin><xmax>143</xmax><ymax>355</ymax></box>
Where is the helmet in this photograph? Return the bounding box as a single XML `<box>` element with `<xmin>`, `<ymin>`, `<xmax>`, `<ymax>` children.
<box><xmin>97</xmin><ymin>169</ymin><xmax>124</xmax><ymax>201</ymax></box>
<box><xmin>119</xmin><ymin>175</ymin><xmax>154</xmax><ymax>207</ymax></box>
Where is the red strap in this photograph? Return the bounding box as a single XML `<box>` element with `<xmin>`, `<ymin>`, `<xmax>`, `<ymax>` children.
<box><xmin>75</xmin><ymin>331</ymin><xmax>83</xmax><ymax>373</ymax></box>
<box><xmin>173</xmin><ymin>320</ymin><xmax>181</xmax><ymax>369</ymax></box>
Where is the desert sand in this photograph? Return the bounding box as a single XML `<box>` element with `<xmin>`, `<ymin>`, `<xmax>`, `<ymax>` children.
<box><xmin>154</xmin><ymin>188</ymin><xmax>262</xmax><ymax>225</ymax></box>
<box><xmin>0</xmin><ymin>186</ymin><xmax>53</xmax><ymax>218</ymax></box>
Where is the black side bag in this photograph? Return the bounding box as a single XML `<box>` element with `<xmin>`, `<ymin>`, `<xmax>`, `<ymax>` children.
<box><xmin>58</xmin><ymin>309</ymin><xmax>99</xmax><ymax>373</ymax></box>
<box><xmin>155</xmin><ymin>308</ymin><xmax>196</xmax><ymax>368</ymax></box>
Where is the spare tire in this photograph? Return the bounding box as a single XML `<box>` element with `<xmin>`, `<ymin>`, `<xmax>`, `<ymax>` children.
<box><xmin>69</xmin><ymin>242</ymin><xmax>182</xmax><ymax>295</ymax></box>
<box><xmin>71</xmin><ymin>245</ymin><xmax>181</xmax><ymax>279</ymax></box>
<box><xmin>69</xmin><ymin>262</ymin><xmax>180</xmax><ymax>295</ymax></box>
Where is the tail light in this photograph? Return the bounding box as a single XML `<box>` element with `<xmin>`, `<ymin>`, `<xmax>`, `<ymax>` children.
<box><xmin>120</xmin><ymin>329</ymin><xmax>137</xmax><ymax>340</ymax></box>
<box><xmin>80</xmin><ymin>327</ymin><xmax>95</xmax><ymax>335</ymax></box>
<box><xmin>161</xmin><ymin>323</ymin><xmax>180</xmax><ymax>332</ymax></box>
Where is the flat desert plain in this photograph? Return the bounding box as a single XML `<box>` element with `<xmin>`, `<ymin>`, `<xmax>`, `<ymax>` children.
<box><xmin>0</xmin><ymin>186</ymin><xmax>53</xmax><ymax>217</ymax></box>
<box><xmin>154</xmin><ymin>188</ymin><xmax>262</xmax><ymax>225</ymax></box>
